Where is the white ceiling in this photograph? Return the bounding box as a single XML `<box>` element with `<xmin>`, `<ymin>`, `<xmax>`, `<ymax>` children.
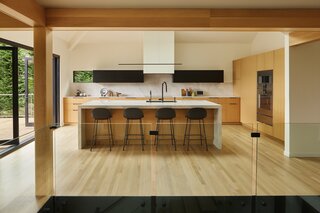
<box><xmin>36</xmin><ymin>0</ymin><xmax>320</xmax><ymax>8</ymax></box>
<box><xmin>53</xmin><ymin>31</ymin><xmax>259</xmax><ymax>46</ymax></box>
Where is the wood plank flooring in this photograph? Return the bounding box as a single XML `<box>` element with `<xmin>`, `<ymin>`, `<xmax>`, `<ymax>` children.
<box><xmin>1</xmin><ymin>124</ymin><xmax>320</xmax><ymax>212</ymax></box>
<box><xmin>0</xmin><ymin>118</ymin><xmax>34</xmax><ymax>140</ymax></box>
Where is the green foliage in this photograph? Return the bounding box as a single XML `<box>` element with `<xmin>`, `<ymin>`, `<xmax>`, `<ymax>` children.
<box><xmin>73</xmin><ymin>70</ymin><xmax>93</xmax><ymax>83</ymax></box>
<box><xmin>0</xmin><ymin>42</ymin><xmax>34</xmax><ymax>117</ymax></box>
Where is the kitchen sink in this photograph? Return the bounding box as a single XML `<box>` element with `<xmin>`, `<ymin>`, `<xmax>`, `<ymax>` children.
<box><xmin>146</xmin><ymin>98</ymin><xmax>177</xmax><ymax>103</ymax></box>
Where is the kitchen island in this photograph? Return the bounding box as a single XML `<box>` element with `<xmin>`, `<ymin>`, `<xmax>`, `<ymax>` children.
<box><xmin>78</xmin><ymin>100</ymin><xmax>222</xmax><ymax>149</ymax></box>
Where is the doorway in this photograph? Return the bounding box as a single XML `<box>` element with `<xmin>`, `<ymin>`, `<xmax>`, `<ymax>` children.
<box><xmin>0</xmin><ymin>39</ymin><xmax>60</xmax><ymax>154</ymax></box>
<box><xmin>0</xmin><ymin>46</ymin><xmax>19</xmax><ymax>145</ymax></box>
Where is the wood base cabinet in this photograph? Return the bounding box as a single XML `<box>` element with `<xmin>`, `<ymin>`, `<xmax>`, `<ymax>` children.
<box><xmin>63</xmin><ymin>98</ymin><xmax>93</xmax><ymax>124</ymax></box>
<box><xmin>209</xmin><ymin>98</ymin><xmax>240</xmax><ymax>124</ymax></box>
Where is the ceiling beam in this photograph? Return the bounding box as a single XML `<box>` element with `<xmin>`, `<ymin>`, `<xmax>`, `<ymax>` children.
<box><xmin>0</xmin><ymin>0</ymin><xmax>45</xmax><ymax>27</ymax></box>
<box><xmin>289</xmin><ymin>31</ymin><xmax>320</xmax><ymax>46</ymax></box>
<box><xmin>45</xmin><ymin>8</ymin><xmax>320</xmax><ymax>30</ymax></box>
<box><xmin>0</xmin><ymin>12</ymin><xmax>30</xmax><ymax>28</ymax></box>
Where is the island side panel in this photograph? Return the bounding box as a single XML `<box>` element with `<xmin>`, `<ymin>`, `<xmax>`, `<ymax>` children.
<box><xmin>81</xmin><ymin>108</ymin><xmax>215</xmax><ymax>149</ymax></box>
<box><xmin>78</xmin><ymin>107</ymin><xmax>87</xmax><ymax>149</ymax></box>
<box><xmin>213</xmin><ymin>107</ymin><xmax>222</xmax><ymax>149</ymax></box>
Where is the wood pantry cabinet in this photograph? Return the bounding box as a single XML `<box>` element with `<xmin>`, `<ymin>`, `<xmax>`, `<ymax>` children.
<box><xmin>233</xmin><ymin>48</ymin><xmax>285</xmax><ymax>141</ymax></box>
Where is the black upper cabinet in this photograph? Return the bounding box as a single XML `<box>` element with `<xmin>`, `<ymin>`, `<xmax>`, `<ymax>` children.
<box><xmin>93</xmin><ymin>70</ymin><xmax>144</xmax><ymax>83</ymax></box>
<box><xmin>173</xmin><ymin>70</ymin><xmax>224</xmax><ymax>83</ymax></box>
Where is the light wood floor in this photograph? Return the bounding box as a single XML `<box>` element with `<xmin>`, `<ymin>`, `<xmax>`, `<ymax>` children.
<box><xmin>1</xmin><ymin>125</ymin><xmax>320</xmax><ymax>212</ymax></box>
<box><xmin>0</xmin><ymin>118</ymin><xmax>34</xmax><ymax>141</ymax></box>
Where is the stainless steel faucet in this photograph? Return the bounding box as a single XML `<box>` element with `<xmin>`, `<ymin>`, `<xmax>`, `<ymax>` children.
<box><xmin>161</xmin><ymin>81</ymin><xmax>167</xmax><ymax>102</ymax></box>
<box><xmin>149</xmin><ymin>90</ymin><xmax>152</xmax><ymax>102</ymax></box>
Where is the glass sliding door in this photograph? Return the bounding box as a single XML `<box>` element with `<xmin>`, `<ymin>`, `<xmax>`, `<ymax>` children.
<box><xmin>22</xmin><ymin>56</ymin><xmax>34</xmax><ymax>127</ymax></box>
<box><xmin>0</xmin><ymin>39</ymin><xmax>60</xmax><ymax>153</ymax></box>
<box><xmin>0</xmin><ymin>46</ymin><xmax>19</xmax><ymax>145</ymax></box>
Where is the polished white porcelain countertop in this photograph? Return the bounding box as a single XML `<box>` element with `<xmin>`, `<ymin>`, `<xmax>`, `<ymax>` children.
<box><xmin>80</xmin><ymin>100</ymin><xmax>221</xmax><ymax>109</ymax></box>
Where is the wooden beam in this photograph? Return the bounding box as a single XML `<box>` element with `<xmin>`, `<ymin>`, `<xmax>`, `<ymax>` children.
<box><xmin>289</xmin><ymin>31</ymin><xmax>320</xmax><ymax>46</ymax></box>
<box><xmin>46</xmin><ymin>8</ymin><xmax>211</xmax><ymax>28</ymax></box>
<box><xmin>33</xmin><ymin>27</ymin><xmax>54</xmax><ymax>196</ymax></box>
<box><xmin>0</xmin><ymin>12</ymin><xmax>29</xmax><ymax>28</ymax></box>
<box><xmin>46</xmin><ymin>8</ymin><xmax>320</xmax><ymax>30</ymax></box>
<box><xmin>0</xmin><ymin>0</ymin><xmax>45</xmax><ymax>26</ymax></box>
<box><xmin>210</xmin><ymin>9</ymin><xmax>320</xmax><ymax>29</ymax></box>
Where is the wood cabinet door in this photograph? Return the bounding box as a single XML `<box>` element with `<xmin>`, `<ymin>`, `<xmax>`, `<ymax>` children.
<box><xmin>273</xmin><ymin>49</ymin><xmax>285</xmax><ymax>140</ymax></box>
<box><xmin>233</xmin><ymin>60</ymin><xmax>241</xmax><ymax>97</ymax></box>
<box><xmin>225</xmin><ymin>98</ymin><xmax>240</xmax><ymax>123</ymax></box>
<box><xmin>240</xmin><ymin>56</ymin><xmax>257</xmax><ymax>124</ymax></box>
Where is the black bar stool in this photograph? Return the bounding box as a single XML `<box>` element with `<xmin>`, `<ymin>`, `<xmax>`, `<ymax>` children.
<box><xmin>123</xmin><ymin>108</ymin><xmax>145</xmax><ymax>151</ymax></box>
<box><xmin>91</xmin><ymin>108</ymin><xmax>114</xmax><ymax>151</ymax></box>
<box><xmin>184</xmin><ymin>108</ymin><xmax>208</xmax><ymax>151</ymax></box>
<box><xmin>155</xmin><ymin>108</ymin><xmax>176</xmax><ymax>151</ymax></box>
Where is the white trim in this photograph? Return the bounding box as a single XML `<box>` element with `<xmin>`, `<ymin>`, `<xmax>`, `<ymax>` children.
<box><xmin>283</xmin><ymin>150</ymin><xmax>291</xmax><ymax>157</ymax></box>
<box><xmin>287</xmin><ymin>152</ymin><xmax>320</xmax><ymax>157</ymax></box>
<box><xmin>284</xmin><ymin>33</ymin><xmax>290</xmax><ymax>156</ymax></box>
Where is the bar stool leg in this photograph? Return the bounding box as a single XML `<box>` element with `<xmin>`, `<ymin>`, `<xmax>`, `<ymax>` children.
<box><xmin>183</xmin><ymin>118</ymin><xmax>189</xmax><ymax>146</ymax></box>
<box><xmin>155</xmin><ymin>119</ymin><xmax>160</xmax><ymax>151</ymax></box>
<box><xmin>109</xmin><ymin>119</ymin><xmax>115</xmax><ymax>146</ymax></box>
<box><xmin>90</xmin><ymin>120</ymin><xmax>97</xmax><ymax>151</ymax></box>
<box><xmin>199</xmin><ymin>120</ymin><xmax>203</xmax><ymax>146</ymax></box>
<box><xmin>169</xmin><ymin>120</ymin><xmax>174</xmax><ymax>146</ymax></box>
<box><xmin>123</xmin><ymin>119</ymin><xmax>129</xmax><ymax>151</ymax></box>
<box><xmin>170</xmin><ymin>119</ymin><xmax>176</xmax><ymax>151</ymax></box>
<box><xmin>202</xmin><ymin>119</ymin><xmax>208</xmax><ymax>151</ymax></box>
<box><xmin>107</xmin><ymin>119</ymin><xmax>112</xmax><ymax>152</ymax></box>
<box><xmin>139</xmin><ymin>119</ymin><xmax>144</xmax><ymax>151</ymax></box>
<box><xmin>187</xmin><ymin>120</ymin><xmax>192</xmax><ymax>151</ymax></box>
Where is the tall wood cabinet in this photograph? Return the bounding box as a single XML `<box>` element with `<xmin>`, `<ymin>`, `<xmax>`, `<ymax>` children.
<box><xmin>233</xmin><ymin>49</ymin><xmax>284</xmax><ymax>140</ymax></box>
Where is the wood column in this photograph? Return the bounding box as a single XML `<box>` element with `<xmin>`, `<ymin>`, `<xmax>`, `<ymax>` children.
<box><xmin>33</xmin><ymin>27</ymin><xmax>54</xmax><ymax>196</ymax></box>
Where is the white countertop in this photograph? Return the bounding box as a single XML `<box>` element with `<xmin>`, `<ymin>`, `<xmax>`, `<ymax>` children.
<box><xmin>66</xmin><ymin>95</ymin><xmax>240</xmax><ymax>98</ymax></box>
<box><xmin>80</xmin><ymin>100</ymin><xmax>221</xmax><ymax>109</ymax></box>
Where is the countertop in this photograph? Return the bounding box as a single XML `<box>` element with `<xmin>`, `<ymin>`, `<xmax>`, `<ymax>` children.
<box><xmin>66</xmin><ymin>95</ymin><xmax>240</xmax><ymax>99</ymax></box>
<box><xmin>80</xmin><ymin>100</ymin><xmax>221</xmax><ymax>109</ymax></box>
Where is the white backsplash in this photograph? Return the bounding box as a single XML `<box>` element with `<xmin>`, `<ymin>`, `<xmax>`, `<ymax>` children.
<box><xmin>70</xmin><ymin>74</ymin><xmax>233</xmax><ymax>97</ymax></box>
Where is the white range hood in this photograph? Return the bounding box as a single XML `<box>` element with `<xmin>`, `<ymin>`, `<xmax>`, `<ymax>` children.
<box><xmin>143</xmin><ymin>31</ymin><xmax>175</xmax><ymax>74</ymax></box>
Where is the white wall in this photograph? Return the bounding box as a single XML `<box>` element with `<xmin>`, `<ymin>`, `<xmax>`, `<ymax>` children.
<box><xmin>250</xmin><ymin>32</ymin><xmax>285</xmax><ymax>55</ymax></box>
<box><xmin>0</xmin><ymin>31</ymin><xmax>33</xmax><ymax>46</ymax></box>
<box><xmin>69</xmin><ymin>42</ymin><xmax>251</xmax><ymax>97</ymax></box>
<box><xmin>288</xmin><ymin>40</ymin><xmax>320</xmax><ymax>157</ymax></box>
<box><xmin>52</xmin><ymin>34</ymin><xmax>71</xmax><ymax>123</ymax></box>
<box><xmin>175</xmin><ymin>43</ymin><xmax>251</xmax><ymax>83</ymax></box>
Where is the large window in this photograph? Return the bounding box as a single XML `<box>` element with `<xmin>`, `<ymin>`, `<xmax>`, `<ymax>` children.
<box><xmin>0</xmin><ymin>39</ymin><xmax>60</xmax><ymax>155</ymax></box>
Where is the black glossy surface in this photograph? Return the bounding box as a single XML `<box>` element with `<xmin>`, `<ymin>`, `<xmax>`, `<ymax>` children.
<box><xmin>93</xmin><ymin>70</ymin><xmax>144</xmax><ymax>83</ymax></box>
<box><xmin>38</xmin><ymin>196</ymin><xmax>320</xmax><ymax>213</ymax></box>
<box><xmin>173</xmin><ymin>70</ymin><xmax>224</xmax><ymax>83</ymax></box>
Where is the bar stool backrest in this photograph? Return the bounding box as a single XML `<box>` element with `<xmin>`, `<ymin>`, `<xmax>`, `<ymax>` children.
<box><xmin>156</xmin><ymin>108</ymin><xmax>176</xmax><ymax>119</ymax></box>
<box><xmin>186</xmin><ymin>108</ymin><xmax>207</xmax><ymax>120</ymax></box>
<box><xmin>123</xmin><ymin>108</ymin><xmax>144</xmax><ymax>119</ymax></box>
<box><xmin>92</xmin><ymin>108</ymin><xmax>112</xmax><ymax>120</ymax></box>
